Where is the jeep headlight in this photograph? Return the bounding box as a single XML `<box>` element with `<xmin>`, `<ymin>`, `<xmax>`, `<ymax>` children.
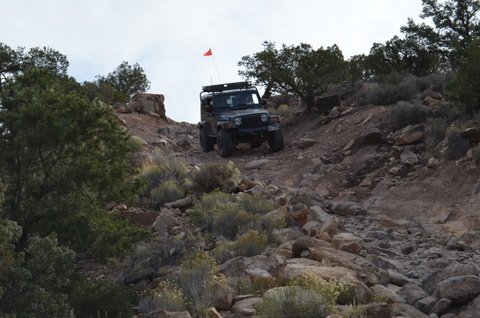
<box><xmin>233</xmin><ymin>117</ymin><xmax>242</xmax><ymax>126</ymax></box>
<box><xmin>260</xmin><ymin>113</ymin><xmax>269</xmax><ymax>122</ymax></box>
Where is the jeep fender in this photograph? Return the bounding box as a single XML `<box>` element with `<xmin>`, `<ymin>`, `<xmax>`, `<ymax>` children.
<box><xmin>198</xmin><ymin>121</ymin><xmax>213</xmax><ymax>134</ymax></box>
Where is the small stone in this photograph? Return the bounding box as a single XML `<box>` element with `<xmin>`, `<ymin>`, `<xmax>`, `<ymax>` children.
<box><xmin>245</xmin><ymin>159</ymin><xmax>272</xmax><ymax>170</ymax></box>
<box><xmin>430</xmin><ymin>298</ymin><xmax>452</xmax><ymax>315</ymax></box>
<box><xmin>389</xmin><ymin>166</ymin><xmax>402</xmax><ymax>176</ymax></box>
<box><xmin>400</xmin><ymin>242</ymin><xmax>416</xmax><ymax>255</ymax></box>
<box><xmin>427</xmin><ymin>157</ymin><xmax>440</xmax><ymax>168</ymax></box>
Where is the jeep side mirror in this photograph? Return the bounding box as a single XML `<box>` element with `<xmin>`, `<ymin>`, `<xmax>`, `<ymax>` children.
<box><xmin>262</xmin><ymin>99</ymin><xmax>268</xmax><ymax>106</ymax></box>
<box><xmin>204</xmin><ymin>97</ymin><xmax>213</xmax><ymax>112</ymax></box>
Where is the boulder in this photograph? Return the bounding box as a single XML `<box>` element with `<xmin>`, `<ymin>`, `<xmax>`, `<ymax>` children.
<box><xmin>289</xmin><ymin>202</ymin><xmax>309</xmax><ymax>226</ymax></box>
<box><xmin>212</xmin><ymin>284</ymin><xmax>236</xmax><ymax>311</ymax></box>
<box><xmin>434</xmin><ymin>275</ymin><xmax>480</xmax><ymax>305</ymax></box>
<box><xmin>164</xmin><ymin>196</ymin><xmax>193</xmax><ymax>209</ymax></box>
<box><xmin>307</xmin><ymin>206</ymin><xmax>339</xmax><ymax>235</ymax></box>
<box><xmin>370</xmin><ymin>284</ymin><xmax>405</xmax><ymax>303</ymax></box>
<box><xmin>152</xmin><ymin>213</ymin><xmax>180</xmax><ymax>235</ymax></box>
<box><xmin>219</xmin><ymin>254</ymin><xmax>286</xmax><ymax>280</ymax></box>
<box><xmin>460</xmin><ymin>294</ymin><xmax>480</xmax><ymax>318</ymax></box>
<box><xmin>422</xmin><ymin>264</ymin><xmax>478</xmax><ymax>294</ymax></box>
<box><xmin>292</xmin><ymin>236</ymin><xmax>331</xmax><ymax>258</ymax></box>
<box><xmin>231</xmin><ymin>297</ymin><xmax>262</xmax><ymax>317</ymax></box>
<box><xmin>398</xmin><ymin>283</ymin><xmax>428</xmax><ymax>305</ymax></box>
<box><xmin>308</xmin><ymin>245</ymin><xmax>389</xmax><ymax>286</ymax></box>
<box><xmin>128</xmin><ymin>93</ymin><xmax>166</xmax><ymax>117</ymax></box>
<box><xmin>391</xmin><ymin>303</ymin><xmax>429</xmax><ymax>318</ymax></box>
<box><xmin>430</xmin><ymin>298</ymin><xmax>452</xmax><ymax>316</ymax></box>
<box><xmin>363</xmin><ymin>302</ymin><xmax>392</xmax><ymax>318</ymax></box>
<box><xmin>388</xmin><ymin>269</ymin><xmax>411</xmax><ymax>286</ymax></box>
<box><xmin>400</xmin><ymin>148</ymin><xmax>420</xmax><ymax>166</ymax></box>
<box><xmin>331</xmin><ymin>233</ymin><xmax>362</xmax><ymax>255</ymax></box>
<box><xmin>288</xmin><ymin>189</ymin><xmax>327</xmax><ymax>208</ymax></box>
<box><xmin>272</xmin><ymin>228</ymin><xmax>304</xmax><ymax>244</ymax></box>
<box><xmin>415</xmin><ymin>296</ymin><xmax>437</xmax><ymax>314</ymax></box>
<box><xmin>392</xmin><ymin>124</ymin><xmax>425</xmax><ymax>145</ymax></box>
<box><xmin>343</xmin><ymin>128</ymin><xmax>383</xmax><ymax>153</ymax></box>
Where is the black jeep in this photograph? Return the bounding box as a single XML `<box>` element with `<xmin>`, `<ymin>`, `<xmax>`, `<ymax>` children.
<box><xmin>198</xmin><ymin>81</ymin><xmax>284</xmax><ymax>157</ymax></box>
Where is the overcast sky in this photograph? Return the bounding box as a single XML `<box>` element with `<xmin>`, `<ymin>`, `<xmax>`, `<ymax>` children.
<box><xmin>1</xmin><ymin>0</ymin><xmax>423</xmax><ymax>123</ymax></box>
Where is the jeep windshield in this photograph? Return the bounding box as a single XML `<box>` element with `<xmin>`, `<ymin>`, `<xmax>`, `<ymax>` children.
<box><xmin>213</xmin><ymin>90</ymin><xmax>262</xmax><ymax>110</ymax></box>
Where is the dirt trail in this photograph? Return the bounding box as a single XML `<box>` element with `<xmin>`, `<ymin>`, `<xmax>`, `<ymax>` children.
<box><xmin>120</xmin><ymin>106</ymin><xmax>480</xmax><ymax>245</ymax></box>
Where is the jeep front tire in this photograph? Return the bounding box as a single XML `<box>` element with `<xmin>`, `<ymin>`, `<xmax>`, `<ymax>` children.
<box><xmin>199</xmin><ymin>127</ymin><xmax>214</xmax><ymax>152</ymax></box>
<box><xmin>268</xmin><ymin>129</ymin><xmax>284</xmax><ymax>152</ymax></box>
<box><xmin>217</xmin><ymin>129</ymin><xmax>234</xmax><ymax>157</ymax></box>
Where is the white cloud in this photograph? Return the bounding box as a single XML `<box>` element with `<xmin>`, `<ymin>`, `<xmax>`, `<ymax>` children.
<box><xmin>0</xmin><ymin>0</ymin><xmax>422</xmax><ymax>123</ymax></box>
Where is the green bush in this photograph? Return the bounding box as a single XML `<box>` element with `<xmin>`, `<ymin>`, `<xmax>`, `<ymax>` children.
<box><xmin>150</xmin><ymin>180</ymin><xmax>185</xmax><ymax>207</ymax></box>
<box><xmin>291</xmin><ymin>274</ymin><xmax>354</xmax><ymax>309</ymax></box>
<box><xmin>229</xmin><ymin>230</ymin><xmax>269</xmax><ymax>257</ymax></box>
<box><xmin>130</xmin><ymin>135</ymin><xmax>148</xmax><ymax>151</ymax></box>
<box><xmin>213</xmin><ymin>230</ymin><xmax>269</xmax><ymax>263</ymax></box>
<box><xmin>212</xmin><ymin>204</ymin><xmax>251</xmax><ymax>239</ymax></box>
<box><xmin>138</xmin><ymin>280</ymin><xmax>186</xmax><ymax>313</ymax></box>
<box><xmin>140</xmin><ymin>157</ymin><xmax>188</xmax><ymax>191</ymax></box>
<box><xmin>237</xmin><ymin>194</ymin><xmax>274</xmax><ymax>215</ymax></box>
<box><xmin>188</xmin><ymin>190</ymin><xmax>233</xmax><ymax>233</ymax></box>
<box><xmin>413</xmin><ymin>73</ymin><xmax>449</xmax><ymax>92</ymax></box>
<box><xmin>358</xmin><ymin>81</ymin><xmax>417</xmax><ymax>106</ymax></box>
<box><xmin>69</xmin><ymin>278</ymin><xmax>135</xmax><ymax>318</ymax></box>
<box><xmin>257</xmin><ymin>273</ymin><xmax>357</xmax><ymax>318</ymax></box>
<box><xmin>189</xmin><ymin>191</ymin><xmax>279</xmax><ymax>242</ymax></box>
<box><xmin>389</xmin><ymin>102</ymin><xmax>429</xmax><ymax>130</ymax></box>
<box><xmin>173</xmin><ymin>251</ymin><xmax>227</xmax><ymax>317</ymax></box>
<box><xmin>191</xmin><ymin>161</ymin><xmax>240</xmax><ymax>193</ymax></box>
<box><xmin>358</xmin><ymin>74</ymin><xmax>448</xmax><ymax>107</ymax></box>
<box><xmin>342</xmin><ymin>304</ymin><xmax>367</xmax><ymax>318</ymax></box>
<box><xmin>257</xmin><ymin>286</ymin><xmax>333</xmax><ymax>318</ymax></box>
<box><xmin>425</xmin><ymin>117</ymin><xmax>448</xmax><ymax>151</ymax></box>
<box><xmin>126</xmin><ymin>233</ymin><xmax>203</xmax><ymax>278</ymax></box>
<box><xmin>138</xmin><ymin>154</ymin><xmax>188</xmax><ymax>208</ymax></box>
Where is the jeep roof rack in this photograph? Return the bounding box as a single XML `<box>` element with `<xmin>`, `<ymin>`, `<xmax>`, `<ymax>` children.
<box><xmin>202</xmin><ymin>81</ymin><xmax>252</xmax><ymax>93</ymax></box>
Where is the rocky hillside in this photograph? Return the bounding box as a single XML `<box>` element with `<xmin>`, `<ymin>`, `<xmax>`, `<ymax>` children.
<box><xmin>111</xmin><ymin>89</ymin><xmax>480</xmax><ymax>318</ymax></box>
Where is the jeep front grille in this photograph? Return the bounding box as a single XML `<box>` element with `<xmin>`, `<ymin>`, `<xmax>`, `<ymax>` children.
<box><xmin>239</xmin><ymin>114</ymin><xmax>263</xmax><ymax>129</ymax></box>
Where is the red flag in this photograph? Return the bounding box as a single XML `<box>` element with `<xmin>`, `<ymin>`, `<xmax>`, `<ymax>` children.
<box><xmin>203</xmin><ymin>48</ymin><xmax>213</xmax><ymax>56</ymax></box>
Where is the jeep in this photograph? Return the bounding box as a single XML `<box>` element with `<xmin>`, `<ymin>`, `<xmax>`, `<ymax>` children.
<box><xmin>198</xmin><ymin>81</ymin><xmax>284</xmax><ymax>157</ymax></box>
